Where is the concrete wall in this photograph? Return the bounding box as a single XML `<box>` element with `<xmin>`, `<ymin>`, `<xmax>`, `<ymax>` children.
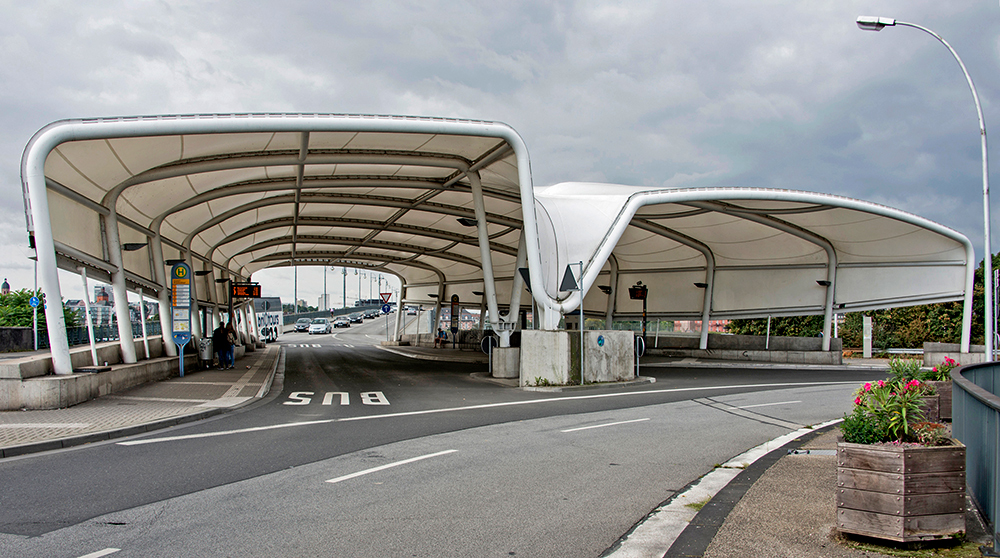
<box><xmin>0</xmin><ymin>335</ymin><xmax>248</xmax><ymax>410</ymax></box>
<box><xmin>520</xmin><ymin>330</ymin><xmax>572</xmax><ymax>386</ymax></box>
<box><xmin>646</xmin><ymin>333</ymin><xmax>842</xmax><ymax>365</ymax></box>
<box><xmin>649</xmin><ymin>333</ymin><xmax>841</xmax><ymax>352</ymax></box>
<box><xmin>923</xmin><ymin>342</ymin><xmax>989</xmax><ymax>367</ymax></box>
<box><xmin>584</xmin><ymin>331</ymin><xmax>634</xmax><ymax>383</ymax></box>
<box><xmin>519</xmin><ymin>330</ymin><xmax>635</xmax><ymax>386</ymax></box>
<box><xmin>491</xmin><ymin>347</ymin><xmax>519</xmax><ymax>379</ymax></box>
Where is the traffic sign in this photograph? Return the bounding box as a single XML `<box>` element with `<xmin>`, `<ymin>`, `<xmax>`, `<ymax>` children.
<box><xmin>29</xmin><ymin>296</ymin><xmax>39</xmax><ymax>308</ymax></box>
<box><xmin>381</xmin><ymin>304</ymin><xmax>391</xmax><ymax>314</ymax></box>
<box><xmin>380</xmin><ymin>292</ymin><xmax>392</xmax><ymax>304</ymax></box>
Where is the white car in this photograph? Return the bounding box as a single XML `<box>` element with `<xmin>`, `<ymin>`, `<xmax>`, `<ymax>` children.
<box><xmin>308</xmin><ymin>318</ymin><xmax>331</xmax><ymax>334</ymax></box>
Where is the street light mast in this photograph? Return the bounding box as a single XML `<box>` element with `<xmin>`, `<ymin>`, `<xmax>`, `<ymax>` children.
<box><xmin>857</xmin><ymin>16</ymin><xmax>990</xmax><ymax>357</ymax></box>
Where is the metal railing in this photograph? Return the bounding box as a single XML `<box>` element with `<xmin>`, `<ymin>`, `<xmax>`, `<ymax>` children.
<box><xmin>952</xmin><ymin>362</ymin><xmax>1000</xmax><ymax>549</ymax></box>
<box><xmin>38</xmin><ymin>321</ymin><xmax>163</xmax><ymax>350</ymax></box>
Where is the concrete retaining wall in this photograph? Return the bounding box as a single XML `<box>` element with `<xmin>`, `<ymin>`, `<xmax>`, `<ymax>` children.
<box><xmin>923</xmin><ymin>342</ymin><xmax>989</xmax><ymax>367</ymax></box>
<box><xmin>519</xmin><ymin>330</ymin><xmax>635</xmax><ymax>386</ymax></box>
<box><xmin>0</xmin><ymin>336</ymin><xmax>248</xmax><ymax>410</ymax></box>
<box><xmin>646</xmin><ymin>333</ymin><xmax>842</xmax><ymax>364</ymax></box>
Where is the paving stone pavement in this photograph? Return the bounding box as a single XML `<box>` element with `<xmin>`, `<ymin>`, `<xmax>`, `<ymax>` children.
<box><xmin>0</xmin><ymin>345</ymin><xmax>279</xmax><ymax>456</ymax></box>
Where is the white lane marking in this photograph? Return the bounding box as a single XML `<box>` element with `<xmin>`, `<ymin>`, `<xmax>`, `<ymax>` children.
<box><xmin>117</xmin><ymin>418</ymin><xmax>337</xmax><ymax>446</ymax></box>
<box><xmin>77</xmin><ymin>549</ymin><xmax>121</xmax><ymax>558</ymax></box>
<box><xmin>117</xmin><ymin>381</ymin><xmax>855</xmax><ymax>447</ymax></box>
<box><xmin>561</xmin><ymin>418</ymin><xmax>650</xmax><ymax>433</ymax></box>
<box><xmin>326</xmin><ymin>450</ymin><xmax>458</xmax><ymax>484</ymax></box>
<box><xmin>0</xmin><ymin>423</ymin><xmax>91</xmax><ymax>429</ymax></box>
<box><xmin>736</xmin><ymin>400</ymin><xmax>801</xmax><ymax>409</ymax></box>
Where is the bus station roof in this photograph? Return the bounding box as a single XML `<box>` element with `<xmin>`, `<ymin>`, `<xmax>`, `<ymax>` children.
<box><xmin>21</xmin><ymin>112</ymin><xmax>974</xmax><ymax>369</ymax></box>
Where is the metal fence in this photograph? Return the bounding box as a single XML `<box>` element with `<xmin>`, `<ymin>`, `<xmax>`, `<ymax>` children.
<box><xmin>37</xmin><ymin>321</ymin><xmax>163</xmax><ymax>350</ymax></box>
<box><xmin>952</xmin><ymin>362</ymin><xmax>1000</xmax><ymax>547</ymax></box>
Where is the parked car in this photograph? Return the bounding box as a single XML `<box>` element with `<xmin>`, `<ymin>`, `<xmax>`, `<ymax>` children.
<box><xmin>349</xmin><ymin>312</ymin><xmax>364</xmax><ymax>324</ymax></box>
<box><xmin>333</xmin><ymin>317</ymin><xmax>350</xmax><ymax>328</ymax></box>
<box><xmin>406</xmin><ymin>306</ymin><xmax>417</xmax><ymax>316</ymax></box>
<box><xmin>309</xmin><ymin>318</ymin><xmax>331</xmax><ymax>334</ymax></box>
<box><xmin>295</xmin><ymin>318</ymin><xmax>312</xmax><ymax>332</ymax></box>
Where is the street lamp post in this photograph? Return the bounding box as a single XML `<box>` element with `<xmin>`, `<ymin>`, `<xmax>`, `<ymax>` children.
<box><xmin>857</xmin><ymin>16</ymin><xmax>992</xmax><ymax>359</ymax></box>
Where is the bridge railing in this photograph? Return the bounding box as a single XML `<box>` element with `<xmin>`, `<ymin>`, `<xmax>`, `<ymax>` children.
<box><xmin>952</xmin><ymin>362</ymin><xmax>1000</xmax><ymax>548</ymax></box>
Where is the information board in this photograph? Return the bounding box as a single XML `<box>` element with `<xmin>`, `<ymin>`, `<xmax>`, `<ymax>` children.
<box><xmin>170</xmin><ymin>262</ymin><xmax>192</xmax><ymax>346</ymax></box>
<box><xmin>450</xmin><ymin>294</ymin><xmax>459</xmax><ymax>335</ymax></box>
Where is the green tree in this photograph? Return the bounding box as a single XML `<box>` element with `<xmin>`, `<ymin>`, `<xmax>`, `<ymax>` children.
<box><xmin>0</xmin><ymin>289</ymin><xmax>80</xmax><ymax>329</ymax></box>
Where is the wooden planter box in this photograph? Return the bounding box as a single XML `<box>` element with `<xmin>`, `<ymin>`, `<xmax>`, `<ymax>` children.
<box><xmin>918</xmin><ymin>394</ymin><xmax>940</xmax><ymax>423</ymax></box>
<box><xmin>926</xmin><ymin>380</ymin><xmax>952</xmax><ymax>421</ymax></box>
<box><xmin>837</xmin><ymin>439</ymin><xmax>966</xmax><ymax>542</ymax></box>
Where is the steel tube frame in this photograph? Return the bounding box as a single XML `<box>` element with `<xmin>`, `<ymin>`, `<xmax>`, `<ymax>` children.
<box><xmin>78</xmin><ymin>267</ymin><xmax>99</xmax><ymax>367</ymax></box>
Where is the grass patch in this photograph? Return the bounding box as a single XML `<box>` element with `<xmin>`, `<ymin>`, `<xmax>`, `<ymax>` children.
<box><xmin>685</xmin><ymin>498</ymin><xmax>710</xmax><ymax>511</ymax></box>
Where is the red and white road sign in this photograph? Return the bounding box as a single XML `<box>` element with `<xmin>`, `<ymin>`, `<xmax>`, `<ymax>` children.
<box><xmin>380</xmin><ymin>292</ymin><xmax>392</xmax><ymax>303</ymax></box>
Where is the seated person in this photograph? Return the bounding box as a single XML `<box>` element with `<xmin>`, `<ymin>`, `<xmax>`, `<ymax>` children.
<box><xmin>434</xmin><ymin>328</ymin><xmax>447</xmax><ymax>348</ymax></box>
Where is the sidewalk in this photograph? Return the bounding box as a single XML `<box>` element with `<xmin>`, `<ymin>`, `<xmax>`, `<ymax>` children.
<box><xmin>0</xmin><ymin>344</ymin><xmax>280</xmax><ymax>458</ymax></box>
<box><xmin>665</xmin><ymin>427</ymin><xmax>991</xmax><ymax>558</ymax></box>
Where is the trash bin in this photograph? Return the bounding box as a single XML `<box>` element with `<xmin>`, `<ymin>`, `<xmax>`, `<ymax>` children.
<box><xmin>199</xmin><ymin>337</ymin><xmax>214</xmax><ymax>367</ymax></box>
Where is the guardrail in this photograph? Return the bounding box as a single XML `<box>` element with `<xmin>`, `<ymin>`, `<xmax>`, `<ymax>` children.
<box><xmin>952</xmin><ymin>362</ymin><xmax>1000</xmax><ymax>549</ymax></box>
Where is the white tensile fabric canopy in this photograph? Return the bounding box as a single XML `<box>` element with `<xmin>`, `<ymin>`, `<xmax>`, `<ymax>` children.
<box><xmin>20</xmin><ymin>113</ymin><xmax>973</xmax><ymax>375</ymax></box>
<box><xmin>534</xmin><ymin>182</ymin><xmax>973</xmax><ymax>350</ymax></box>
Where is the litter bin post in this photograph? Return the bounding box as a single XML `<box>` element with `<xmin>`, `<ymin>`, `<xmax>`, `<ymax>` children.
<box><xmin>199</xmin><ymin>338</ymin><xmax>214</xmax><ymax>368</ymax></box>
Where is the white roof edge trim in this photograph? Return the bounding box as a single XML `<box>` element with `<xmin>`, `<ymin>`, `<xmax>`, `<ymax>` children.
<box><xmin>558</xmin><ymin>185</ymin><xmax>976</xmax><ymax>317</ymax></box>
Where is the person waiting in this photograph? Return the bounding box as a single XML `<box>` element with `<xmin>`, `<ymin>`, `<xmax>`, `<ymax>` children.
<box><xmin>212</xmin><ymin>324</ymin><xmax>230</xmax><ymax>369</ymax></box>
<box><xmin>434</xmin><ymin>328</ymin><xmax>447</xmax><ymax>348</ymax></box>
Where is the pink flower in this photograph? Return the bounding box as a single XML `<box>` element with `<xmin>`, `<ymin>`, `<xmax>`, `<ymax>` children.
<box><xmin>932</xmin><ymin>367</ymin><xmax>938</xmax><ymax>372</ymax></box>
<box><xmin>908</xmin><ymin>379</ymin><xmax>920</xmax><ymax>388</ymax></box>
<box><xmin>854</xmin><ymin>397</ymin><xmax>861</xmax><ymax>406</ymax></box>
<box><xmin>864</xmin><ymin>382</ymin><xmax>872</xmax><ymax>392</ymax></box>
<box><xmin>877</xmin><ymin>380</ymin><xmax>885</xmax><ymax>388</ymax></box>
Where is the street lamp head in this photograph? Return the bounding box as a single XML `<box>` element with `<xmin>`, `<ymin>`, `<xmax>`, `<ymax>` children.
<box><xmin>857</xmin><ymin>16</ymin><xmax>895</xmax><ymax>31</ymax></box>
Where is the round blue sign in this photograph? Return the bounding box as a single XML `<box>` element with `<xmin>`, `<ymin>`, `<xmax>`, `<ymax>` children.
<box><xmin>382</xmin><ymin>304</ymin><xmax>391</xmax><ymax>314</ymax></box>
<box><xmin>597</xmin><ymin>335</ymin><xmax>605</xmax><ymax>347</ymax></box>
<box><xmin>28</xmin><ymin>296</ymin><xmax>40</xmax><ymax>308</ymax></box>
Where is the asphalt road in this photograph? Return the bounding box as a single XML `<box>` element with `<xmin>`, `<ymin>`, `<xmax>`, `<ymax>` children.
<box><xmin>0</xmin><ymin>318</ymin><xmax>885</xmax><ymax>557</ymax></box>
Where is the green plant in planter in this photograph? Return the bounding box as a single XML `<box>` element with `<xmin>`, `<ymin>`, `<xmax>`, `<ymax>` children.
<box><xmin>929</xmin><ymin>356</ymin><xmax>959</xmax><ymax>382</ymax></box>
<box><xmin>843</xmin><ymin>378</ymin><xmax>929</xmax><ymax>443</ymax></box>
<box><xmin>887</xmin><ymin>356</ymin><xmax>926</xmax><ymax>382</ymax></box>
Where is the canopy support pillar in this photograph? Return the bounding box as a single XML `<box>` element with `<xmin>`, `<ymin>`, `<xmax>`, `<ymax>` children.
<box><xmin>468</xmin><ymin>172</ymin><xmax>502</xmax><ymax>339</ymax></box>
<box><xmin>104</xmin><ymin>210</ymin><xmax>137</xmax><ymax>364</ymax></box>
<box><xmin>151</xmin><ymin>235</ymin><xmax>177</xmax><ymax>357</ymax></box>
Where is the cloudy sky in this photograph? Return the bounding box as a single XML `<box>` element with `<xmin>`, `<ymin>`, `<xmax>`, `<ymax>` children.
<box><xmin>1</xmin><ymin>1</ymin><xmax>998</xmax><ymax>308</ymax></box>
